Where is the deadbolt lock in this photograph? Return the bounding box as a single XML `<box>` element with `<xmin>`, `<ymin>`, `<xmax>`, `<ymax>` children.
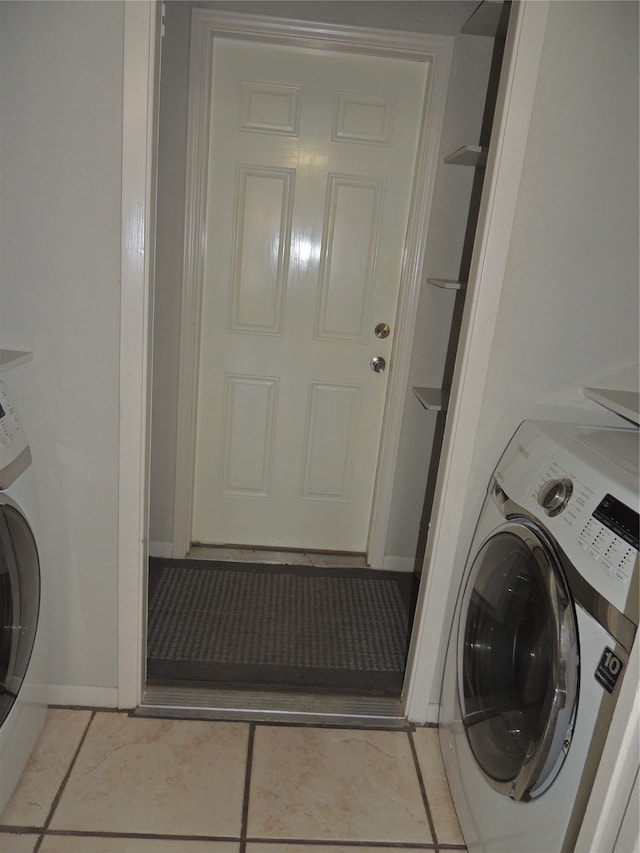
<box><xmin>374</xmin><ymin>322</ymin><xmax>391</xmax><ymax>339</ymax></box>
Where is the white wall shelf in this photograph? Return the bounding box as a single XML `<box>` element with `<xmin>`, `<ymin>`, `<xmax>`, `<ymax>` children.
<box><xmin>444</xmin><ymin>145</ymin><xmax>488</xmax><ymax>167</ymax></box>
<box><xmin>427</xmin><ymin>277</ymin><xmax>466</xmax><ymax>291</ymax></box>
<box><xmin>0</xmin><ymin>349</ymin><xmax>33</xmax><ymax>374</ymax></box>
<box><xmin>413</xmin><ymin>386</ymin><xmax>447</xmax><ymax>412</ymax></box>
<box><xmin>583</xmin><ymin>387</ymin><xmax>640</xmax><ymax>426</ymax></box>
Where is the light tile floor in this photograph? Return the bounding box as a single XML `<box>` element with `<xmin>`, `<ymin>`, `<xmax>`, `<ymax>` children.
<box><xmin>0</xmin><ymin>708</ymin><xmax>465</xmax><ymax>853</ymax></box>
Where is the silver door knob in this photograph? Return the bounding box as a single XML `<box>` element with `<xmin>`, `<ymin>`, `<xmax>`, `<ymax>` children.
<box><xmin>370</xmin><ymin>356</ymin><xmax>386</xmax><ymax>373</ymax></box>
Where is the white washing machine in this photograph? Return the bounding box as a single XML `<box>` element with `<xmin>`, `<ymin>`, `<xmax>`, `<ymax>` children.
<box><xmin>439</xmin><ymin>419</ymin><xmax>639</xmax><ymax>853</ymax></box>
<box><xmin>0</xmin><ymin>376</ymin><xmax>47</xmax><ymax>814</ymax></box>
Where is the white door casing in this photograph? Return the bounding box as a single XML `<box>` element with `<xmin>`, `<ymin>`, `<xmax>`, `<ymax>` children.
<box><xmin>173</xmin><ymin>10</ymin><xmax>454</xmax><ymax>561</ymax></box>
<box><xmin>118</xmin><ymin>0</ymin><xmax>161</xmax><ymax>709</ymax></box>
<box><xmin>191</xmin><ymin>37</ymin><xmax>430</xmax><ymax>552</ymax></box>
<box><xmin>403</xmin><ymin>0</ymin><xmax>553</xmax><ymax>723</ymax></box>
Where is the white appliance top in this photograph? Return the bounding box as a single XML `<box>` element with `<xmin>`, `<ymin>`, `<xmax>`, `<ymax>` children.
<box><xmin>494</xmin><ymin>419</ymin><xmax>639</xmax><ymax>615</ymax></box>
<box><xmin>0</xmin><ymin>380</ymin><xmax>31</xmax><ymax>489</ymax></box>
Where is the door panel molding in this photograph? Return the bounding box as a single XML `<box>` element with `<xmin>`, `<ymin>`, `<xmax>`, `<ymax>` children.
<box><xmin>333</xmin><ymin>91</ymin><xmax>396</xmax><ymax>146</ymax></box>
<box><xmin>240</xmin><ymin>81</ymin><xmax>302</xmax><ymax>137</ymax></box>
<box><xmin>301</xmin><ymin>381</ymin><xmax>361</xmax><ymax>502</ymax></box>
<box><xmin>230</xmin><ymin>165</ymin><xmax>294</xmax><ymax>335</ymax></box>
<box><xmin>220</xmin><ymin>374</ymin><xmax>278</xmax><ymax>498</ymax></box>
<box><xmin>316</xmin><ymin>174</ymin><xmax>384</xmax><ymax>342</ymax></box>
<box><xmin>173</xmin><ymin>9</ymin><xmax>453</xmax><ymax>561</ymax></box>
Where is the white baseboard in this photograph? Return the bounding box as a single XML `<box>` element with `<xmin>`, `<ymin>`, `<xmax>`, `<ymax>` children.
<box><xmin>149</xmin><ymin>541</ymin><xmax>173</xmax><ymax>558</ymax></box>
<box><xmin>381</xmin><ymin>555</ymin><xmax>415</xmax><ymax>573</ymax></box>
<box><xmin>48</xmin><ymin>684</ymin><xmax>119</xmax><ymax>709</ymax></box>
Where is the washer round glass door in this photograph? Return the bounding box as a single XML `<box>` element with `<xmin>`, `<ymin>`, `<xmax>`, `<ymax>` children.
<box><xmin>0</xmin><ymin>498</ymin><xmax>40</xmax><ymax>726</ymax></box>
<box><xmin>458</xmin><ymin>519</ymin><xmax>578</xmax><ymax>801</ymax></box>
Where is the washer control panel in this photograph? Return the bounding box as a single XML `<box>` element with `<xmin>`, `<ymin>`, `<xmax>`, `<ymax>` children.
<box><xmin>578</xmin><ymin>493</ymin><xmax>639</xmax><ymax>587</ymax></box>
<box><xmin>535</xmin><ymin>476</ymin><xmax>637</xmax><ymax>585</ymax></box>
<box><xmin>526</xmin><ymin>449</ymin><xmax>638</xmax><ymax>612</ymax></box>
<box><xmin>495</xmin><ymin>420</ymin><xmax>638</xmax><ymax>615</ymax></box>
<box><xmin>0</xmin><ymin>380</ymin><xmax>29</xmax><ymax>477</ymax></box>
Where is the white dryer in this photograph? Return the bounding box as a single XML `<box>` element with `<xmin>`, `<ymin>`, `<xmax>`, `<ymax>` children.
<box><xmin>0</xmin><ymin>377</ymin><xmax>47</xmax><ymax>814</ymax></box>
<box><xmin>439</xmin><ymin>419</ymin><xmax>638</xmax><ymax>853</ymax></box>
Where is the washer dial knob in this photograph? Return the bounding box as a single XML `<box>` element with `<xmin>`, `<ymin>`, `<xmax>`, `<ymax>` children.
<box><xmin>538</xmin><ymin>477</ymin><xmax>573</xmax><ymax>516</ymax></box>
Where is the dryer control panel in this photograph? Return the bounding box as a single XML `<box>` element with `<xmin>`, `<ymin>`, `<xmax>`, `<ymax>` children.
<box><xmin>0</xmin><ymin>380</ymin><xmax>31</xmax><ymax>488</ymax></box>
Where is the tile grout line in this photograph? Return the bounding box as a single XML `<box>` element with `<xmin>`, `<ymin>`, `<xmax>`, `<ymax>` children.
<box><xmin>30</xmin><ymin>828</ymin><xmax>241</xmax><ymax>843</ymax></box>
<box><xmin>33</xmin><ymin>708</ymin><xmax>97</xmax><ymax>853</ymax></box>
<box><xmin>408</xmin><ymin>728</ymin><xmax>440</xmax><ymax>853</ymax></box>
<box><xmin>243</xmin><ymin>837</ymin><xmax>439</xmax><ymax>849</ymax></box>
<box><xmin>239</xmin><ymin>721</ymin><xmax>256</xmax><ymax>853</ymax></box>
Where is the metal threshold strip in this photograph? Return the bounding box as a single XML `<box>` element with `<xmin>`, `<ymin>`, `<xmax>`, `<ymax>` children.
<box><xmin>136</xmin><ymin>685</ymin><xmax>407</xmax><ymax>729</ymax></box>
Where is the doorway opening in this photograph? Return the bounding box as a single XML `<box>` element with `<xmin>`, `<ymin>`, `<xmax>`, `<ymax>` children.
<box><xmin>144</xmin><ymin>2</ymin><xmax>506</xmax><ymax>716</ymax></box>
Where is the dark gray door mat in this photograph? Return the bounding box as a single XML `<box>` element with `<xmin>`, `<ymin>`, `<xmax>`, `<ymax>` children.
<box><xmin>147</xmin><ymin>558</ymin><xmax>418</xmax><ymax>694</ymax></box>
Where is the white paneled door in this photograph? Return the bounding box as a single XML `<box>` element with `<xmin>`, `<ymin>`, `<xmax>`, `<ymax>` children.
<box><xmin>192</xmin><ymin>36</ymin><xmax>428</xmax><ymax>552</ymax></box>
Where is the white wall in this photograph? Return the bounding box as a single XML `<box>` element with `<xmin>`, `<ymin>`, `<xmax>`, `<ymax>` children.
<box><xmin>149</xmin><ymin>0</ymin><xmax>493</xmax><ymax>562</ymax></box>
<box><xmin>423</xmin><ymin>0</ymin><xmax>639</xmax><ymax>713</ymax></box>
<box><xmin>615</xmin><ymin>770</ymin><xmax>639</xmax><ymax>853</ymax></box>
<box><xmin>456</xmin><ymin>0</ymin><xmax>638</xmax><ymax>570</ymax></box>
<box><xmin>0</xmin><ymin>1</ymin><xmax>124</xmax><ymax>702</ymax></box>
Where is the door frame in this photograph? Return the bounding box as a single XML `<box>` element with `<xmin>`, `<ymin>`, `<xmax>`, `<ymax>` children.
<box><xmin>118</xmin><ymin>0</ymin><xmax>546</xmax><ymax>710</ymax></box>
<box><xmin>118</xmin><ymin>0</ymin><xmax>161</xmax><ymax>710</ymax></box>
<box><xmin>171</xmin><ymin>9</ymin><xmax>454</xmax><ymax>564</ymax></box>
<box><xmin>403</xmin><ymin>0</ymin><xmax>553</xmax><ymax>726</ymax></box>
